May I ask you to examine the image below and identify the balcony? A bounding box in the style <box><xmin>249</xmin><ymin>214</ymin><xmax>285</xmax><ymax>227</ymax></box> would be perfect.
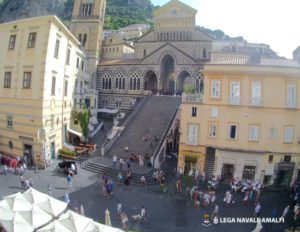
<box><xmin>182</xmin><ymin>93</ymin><xmax>202</xmax><ymax>103</ymax></box>
<box><xmin>250</xmin><ymin>97</ymin><xmax>262</xmax><ymax>106</ymax></box>
<box><xmin>229</xmin><ymin>96</ymin><xmax>241</xmax><ymax>105</ymax></box>
<box><xmin>286</xmin><ymin>100</ymin><xmax>297</xmax><ymax>108</ymax></box>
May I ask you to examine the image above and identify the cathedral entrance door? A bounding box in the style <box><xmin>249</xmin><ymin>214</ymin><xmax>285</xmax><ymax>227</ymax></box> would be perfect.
<box><xmin>144</xmin><ymin>70</ymin><xmax>158</xmax><ymax>94</ymax></box>
<box><xmin>160</xmin><ymin>54</ymin><xmax>175</xmax><ymax>95</ymax></box>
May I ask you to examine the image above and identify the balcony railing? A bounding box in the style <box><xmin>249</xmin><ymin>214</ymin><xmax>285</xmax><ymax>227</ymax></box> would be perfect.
<box><xmin>182</xmin><ymin>93</ymin><xmax>202</xmax><ymax>103</ymax></box>
<box><xmin>229</xmin><ymin>96</ymin><xmax>241</xmax><ymax>105</ymax></box>
<box><xmin>250</xmin><ymin>97</ymin><xmax>262</xmax><ymax>106</ymax></box>
<box><xmin>286</xmin><ymin>100</ymin><xmax>297</xmax><ymax>108</ymax></box>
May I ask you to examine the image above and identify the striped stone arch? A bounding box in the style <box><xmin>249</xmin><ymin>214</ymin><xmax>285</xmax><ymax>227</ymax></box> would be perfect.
<box><xmin>176</xmin><ymin>67</ymin><xmax>193</xmax><ymax>81</ymax></box>
<box><xmin>158</xmin><ymin>50</ymin><xmax>177</xmax><ymax>65</ymax></box>
<box><xmin>142</xmin><ymin>67</ymin><xmax>159</xmax><ymax>77</ymax></box>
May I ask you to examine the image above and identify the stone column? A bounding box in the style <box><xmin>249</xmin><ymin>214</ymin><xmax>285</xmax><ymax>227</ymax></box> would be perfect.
<box><xmin>157</xmin><ymin>78</ymin><xmax>161</xmax><ymax>95</ymax></box>
<box><xmin>174</xmin><ymin>79</ymin><xmax>177</xmax><ymax>96</ymax></box>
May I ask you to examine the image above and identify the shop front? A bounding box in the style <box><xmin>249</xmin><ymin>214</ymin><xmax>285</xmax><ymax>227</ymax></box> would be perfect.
<box><xmin>275</xmin><ymin>162</ymin><xmax>295</xmax><ymax>186</ymax></box>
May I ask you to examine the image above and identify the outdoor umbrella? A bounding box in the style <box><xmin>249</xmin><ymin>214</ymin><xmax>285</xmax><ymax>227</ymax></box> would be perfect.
<box><xmin>37</xmin><ymin>210</ymin><xmax>92</xmax><ymax>232</ymax></box>
<box><xmin>0</xmin><ymin>211</ymin><xmax>34</xmax><ymax>232</ymax></box>
<box><xmin>3</xmin><ymin>192</ymin><xmax>32</xmax><ymax>211</ymax></box>
<box><xmin>37</xmin><ymin>197</ymin><xmax>67</xmax><ymax>217</ymax></box>
<box><xmin>23</xmin><ymin>187</ymin><xmax>49</xmax><ymax>204</ymax></box>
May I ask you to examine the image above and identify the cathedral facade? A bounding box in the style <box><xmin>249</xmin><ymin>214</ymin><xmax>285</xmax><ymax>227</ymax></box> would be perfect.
<box><xmin>97</xmin><ymin>0</ymin><xmax>213</xmax><ymax>109</ymax></box>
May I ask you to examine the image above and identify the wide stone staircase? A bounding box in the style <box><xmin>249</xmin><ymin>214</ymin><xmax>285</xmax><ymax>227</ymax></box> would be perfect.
<box><xmin>81</xmin><ymin>96</ymin><xmax>181</xmax><ymax>185</ymax></box>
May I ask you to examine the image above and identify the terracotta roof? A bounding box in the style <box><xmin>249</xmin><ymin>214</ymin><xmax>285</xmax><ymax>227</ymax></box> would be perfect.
<box><xmin>208</xmin><ymin>54</ymin><xmax>300</xmax><ymax>68</ymax></box>
<box><xmin>99</xmin><ymin>59</ymin><xmax>141</xmax><ymax>65</ymax></box>
<box><xmin>208</xmin><ymin>55</ymin><xmax>248</xmax><ymax>65</ymax></box>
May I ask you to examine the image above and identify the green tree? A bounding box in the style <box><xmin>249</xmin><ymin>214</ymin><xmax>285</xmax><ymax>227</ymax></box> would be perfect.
<box><xmin>183</xmin><ymin>83</ymin><xmax>196</xmax><ymax>93</ymax></box>
<box><xmin>72</xmin><ymin>106</ymin><xmax>91</xmax><ymax>142</ymax></box>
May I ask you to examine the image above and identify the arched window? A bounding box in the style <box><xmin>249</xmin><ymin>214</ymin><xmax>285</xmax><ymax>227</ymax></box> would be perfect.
<box><xmin>102</xmin><ymin>78</ymin><xmax>104</xmax><ymax>89</ymax></box>
<box><xmin>133</xmin><ymin>78</ymin><xmax>137</xmax><ymax>90</ymax></box>
<box><xmin>137</xmin><ymin>78</ymin><xmax>140</xmax><ymax>90</ymax></box>
<box><xmin>104</xmin><ymin>78</ymin><xmax>107</xmax><ymax>89</ymax></box>
<box><xmin>160</xmin><ymin>32</ymin><xmax>163</xmax><ymax>41</ymax></box>
<box><xmin>119</xmin><ymin>79</ymin><xmax>122</xmax><ymax>89</ymax></box>
<box><xmin>122</xmin><ymin>79</ymin><xmax>125</xmax><ymax>90</ymax></box>
<box><xmin>203</xmin><ymin>48</ymin><xmax>207</xmax><ymax>58</ymax></box>
<box><xmin>130</xmin><ymin>78</ymin><xmax>133</xmax><ymax>90</ymax></box>
<box><xmin>78</xmin><ymin>34</ymin><xmax>82</xmax><ymax>43</ymax></box>
<box><xmin>115</xmin><ymin>78</ymin><xmax>118</xmax><ymax>89</ymax></box>
<box><xmin>82</xmin><ymin>34</ymin><xmax>87</xmax><ymax>47</ymax></box>
<box><xmin>166</xmin><ymin>32</ymin><xmax>169</xmax><ymax>40</ymax></box>
<box><xmin>143</xmin><ymin>49</ymin><xmax>146</xmax><ymax>57</ymax></box>
<box><xmin>108</xmin><ymin>78</ymin><xmax>111</xmax><ymax>89</ymax></box>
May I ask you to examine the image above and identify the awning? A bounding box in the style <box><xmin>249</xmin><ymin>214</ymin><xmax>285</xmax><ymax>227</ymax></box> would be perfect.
<box><xmin>67</xmin><ymin>128</ymin><xmax>82</xmax><ymax>137</ymax></box>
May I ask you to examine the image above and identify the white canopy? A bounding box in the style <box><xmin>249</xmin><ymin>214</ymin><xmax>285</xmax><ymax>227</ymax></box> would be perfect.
<box><xmin>0</xmin><ymin>188</ymin><xmax>123</xmax><ymax>232</ymax></box>
<box><xmin>0</xmin><ymin>188</ymin><xmax>67</xmax><ymax>232</ymax></box>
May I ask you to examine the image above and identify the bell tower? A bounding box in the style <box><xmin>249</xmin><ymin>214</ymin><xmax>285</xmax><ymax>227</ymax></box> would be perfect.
<box><xmin>69</xmin><ymin>0</ymin><xmax>106</xmax><ymax>88</ymax></box>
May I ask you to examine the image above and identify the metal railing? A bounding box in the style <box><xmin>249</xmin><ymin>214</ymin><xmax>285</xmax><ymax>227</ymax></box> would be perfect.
<box><xmin>250</xmin><ymin>97</ymin><xmax>262</xmax><ymax>106</ymax></box>
<box><xmin>229</xmin><ymin>96</ymin><xmax>241</xmax><ymax>105</ymax></box>
<box><xmin>182</xmin><ymin>93</ymin><xmax>202</xmax><ymax>103</ymax></box>
<box><xmin>152</xmin><ymin>100</ymin><xmax>181</xmax><ymax>168</ymax></box>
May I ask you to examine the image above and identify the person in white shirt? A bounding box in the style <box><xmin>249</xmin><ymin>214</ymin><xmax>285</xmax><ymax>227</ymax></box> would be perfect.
<box><xmin>254</xmin><ymin>203</ymin><xmax>261</xmax><ymax>217</ymax></box>
<box><xmin>140</xmin><ymin>205</ymin><xmax>147</xmax><ymax>222</ymax></box>
<box><xmin>117</xmin><ymin>201</ymin><xmax>122</xmax><ymax>216</ymax></box>
<box><xmin>112</xmin><ymin>155</ymin><xmax>117</xmax><ymax>167</ymax></box>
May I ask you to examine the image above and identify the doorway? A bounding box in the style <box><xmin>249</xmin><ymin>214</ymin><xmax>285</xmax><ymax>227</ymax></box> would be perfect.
<box><xmin>50</xmin><ymin>142</ymin><xmax>56</xmax><ymax>159</ymax></box>
<box><xmin>184</xmin><ymin>156</ymin><xmax>197</xmax><ymax>175</ymax></box>
<box><xmin>277</xmin><ymin>170</ymin><xmax>293</xmax><ymax>186</ymax></box>
<box><xmin>242</xmin><ymin>166</ymin><xmax>256</xmax><ymax>180</ymax></box>
<box><xmin>23</xmin><ymin>144</ymin><xmax>33</xmax><ymax>166</ymax></box>
<box><xmin>221</xmin><ymin>164</ymin><xmax>235</xmax><ymax>180</ymax></box>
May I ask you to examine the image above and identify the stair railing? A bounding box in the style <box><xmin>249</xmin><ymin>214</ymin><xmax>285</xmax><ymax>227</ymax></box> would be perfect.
<box><xmin>152</xmin><ymin>99</ymin><xmax>181</xmax><ymax>168</ymax></box>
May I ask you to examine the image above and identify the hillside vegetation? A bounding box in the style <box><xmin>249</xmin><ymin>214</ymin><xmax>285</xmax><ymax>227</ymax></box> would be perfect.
<box><xmin>0</xmin><ymin>0</ymin><xmax>237</xmax><ymax>40</ymax></box>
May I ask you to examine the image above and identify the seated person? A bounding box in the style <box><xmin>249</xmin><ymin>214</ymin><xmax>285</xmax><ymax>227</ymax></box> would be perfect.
<box><xmin>130</xmin><ymin>153</ymin><xmax>138</xmax><ymax>161</ymax></box>
<box><xmin>144</xmin><ymin>153</ymin><xmax>150</xmax><ymax>161</ymax></box>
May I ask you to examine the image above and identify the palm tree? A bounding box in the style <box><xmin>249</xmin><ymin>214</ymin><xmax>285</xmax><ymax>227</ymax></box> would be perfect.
<box><xmin>72</xmin><ymin>106</ymin><xmax>91</xmax><ymax>142</ymax></box>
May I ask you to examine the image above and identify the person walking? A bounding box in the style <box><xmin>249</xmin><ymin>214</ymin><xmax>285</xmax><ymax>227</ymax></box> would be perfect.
<box><xmin>112</xmin><ymin>155</ymin><xmax>117</xmax><ymax>167</ymax></box>
<box><xmin>281</xmin><ymin>205</ymin><xmax>290</xmax><ymax>219</ymax></box>
<box><xmin>20</xmin><ymin>176</ymin><xmax>25</xmax><ymax>189</ymax></box>
<box><xmin>254</xmin><ymin>203</ymin><xmax>261</xmax><ymax>217</ymax></box>
<box><xmin>119</xmin><ymin>158</ymin><xmax>124</xmax><ymax>170</ymax></box>
<box><xmin>67</xmin><ymin>173</ymin><xmax>72</xmax><ymax>188</ymax></box>
<box><xmin>64</xmin><ymin>192</ymin><xmax>70</xmax><ymax>205</ymax></box>
<box><xmin>211</xmin><ymin>204</ymin><xmax>219</xmax><ymax>220</ymax></box>
<box><xmin>47</xmin><ymin>184</ymin><xmax>52</xmax><ymax>196</ymax></box>
<box><xmin>141</xmin><ymin>175</ymin><xmax>147</xmax><ymax>187</ymax></box>
<box><xmin>176</xmin><ymin>179</ymin><xmax>182</xmax><ymax>193</ymax></box>
<box><xmin>117</xmin><ymin>201</ymin><xmax>122</xmax><ymax>216</ymax></box>
<box><xmin>118</xmin><ymin>172</ymin><xmax>123</xmax><ymax>184</ymax></box>
<box><xmin>120</xmin><ymin>212</ymin><xmax>129</xmax><ymax>230</ymax></box>
<box><xmin>243</xmin><ymin>191</ymin><xmax>250</xmax><ymax>206</ymax></box>
<box><xmin>140</xmin><ymin>205</ymin><xmax>147</xmax><ymax>222</ymax></box>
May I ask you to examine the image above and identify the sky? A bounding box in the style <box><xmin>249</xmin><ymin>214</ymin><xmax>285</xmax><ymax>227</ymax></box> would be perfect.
<box><xmin>151</xmin><ymin>0</ymin><xmax>300</xmax><ymax>59</ymax></box>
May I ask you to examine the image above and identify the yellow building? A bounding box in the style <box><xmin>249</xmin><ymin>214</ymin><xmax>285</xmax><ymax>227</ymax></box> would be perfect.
<box><xmin>0</xmin><ymin>15</ymin><xmax>87</xmax><ymax>167</ymax></box>
<box><xmin>101</xmin><ymin>35</ymin><xmax>134</xmax><ymax>59</ymax></box>
<box><xmin>179</xmin><ymin>52</ymin><xmax>300</xmax><ymax>186</ymax></box>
